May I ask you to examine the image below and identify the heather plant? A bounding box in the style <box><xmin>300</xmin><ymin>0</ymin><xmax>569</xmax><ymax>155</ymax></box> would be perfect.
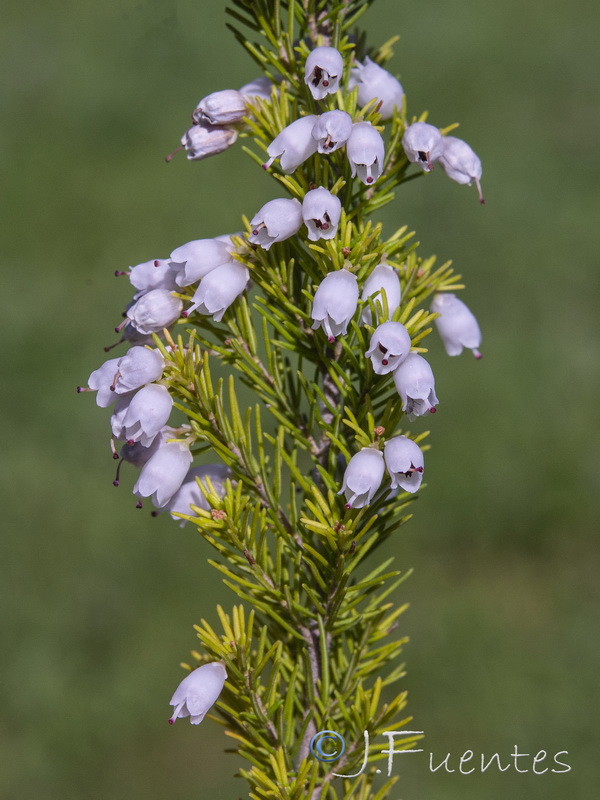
<box><xmin>79</xmin><ymin>0</ymin><xmax>485</xmax><ymax>797</ymax></box>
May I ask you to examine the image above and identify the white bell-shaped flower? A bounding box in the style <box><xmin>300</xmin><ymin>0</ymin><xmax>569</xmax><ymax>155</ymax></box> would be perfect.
<box><xmin>169</xmin><ymin>238</ymin><xmax>233</xmax><ymax>287</ymax></box>
<box><xmin>349</xmin><ymin>57</ymin><xmax>404</xmax><ymax>120</ymax></box>
<box><xmin>365</xmin><ymin>321</ymin><xmax>411</xmax><ymax>375</ymax></box>
<box><xmin>85</xmin><ymin>357</ymin><xmax>121</xmax><ymax>407</ymax></box>
<box><xmin>168</xmin><ymin>662</ymin><xmax>227</xmax><ymax>725</ymax></box>
<box><xmin>439</xmin><ymin>135</ymin><xmax>484</xmax><ymax>203</ymax></box>
<box><xmin>239</xmin><ymin>76</ymin><xmax>273</xmax><ymax>100</ymax></box>
<box><xmin>384</xmin><ymin>436</ymin><xmax>424</xmax><ymax>493</ymax></box>
<box><xmin>192</xmin><ymin>89</ymin><xmax>247</xmax><ymax>126</ymax></box>
<box><xmin>178</xmin><ymin>124</ymin><xmax>238</xmax><ymax>161</ymax></box>
<box><xmin>166</xmin><ymin>464</ymin><xmax>231</xmax><ymax>525</ymax></box>
<box><xmin>263</xmin><ymin>115</ymin><xmax>319</xmax><ymax>173</ymax></box>
<box><xmin>133</xmin><ymin>440</ymin><xmax>193</xmax><ymax>508</ymax></box>
<box><xmin>304</xmin><ymin>46</ymin><xmax>344</xmax><ymax>100</ymax></box>
<box><xmin>113</xmin><ymin>346</ymin><xmax>165</xmax><ymax>394</ymax></box>
<box><xmin>393</xmin><ymin>353</ymin><xmax>439</xmax><ymax>420</ymax></box>
<box><xmin>311</xmin><ymin>269</ymin><xmax>359</xmax><ymax>341</ymax></box>
<box><xmin>346</xmin><ymin>122</ymin><xmax>385</xmax><ymax>185</ymax></box>
<box><xmin>431</xmin><ymin>293</ymin><xmax>482</xmax><ymax>358</ymax></box>
<box><xmin>120</xmin><ymin>427</ymin><xmax>174</xmax><ymax>467</ymax></box>
<box><xmin>311</xmin><ymin>110</ymin><xmax>353</xmax><ymax>154</ymax></box>
<box><xmin>338</xmin><ymin>448</ymin><xmax>385</xmax><ymax>509</ymax></box>
<box><xmin>248</xmin><ymin>198</ymin><xmax>303</xmax><ymax>250</ymax></box>
<box><xmin>302</xmin><ymin>187</ymin><xmax>342</xmax><ymax>242</ymax></box>
<box><xmin>402</xmin><ymin>122</ymin><xmax>444</xmax><ymax>172</ymax></box>
<box><xmin>361</xmin><ymin>263</ymin><xmax>402</xmax><ymax>326</ymax></box>
<box><xmin>127</xmin><ymin>289</ymin><xmax>183</xmax><ymax>335</ymax></box>
<box><xmin>188</xmin><ymin>261</ymin><xmax>249</xmax><ymax>322</ymax></box>
<box><xmin>111</xmin><ymin>384</ymin><xmax>173</xmax><ymax>447</ymax></box>
<box><xmin>128</xmin><ymin>259</ymin><xmax>178</xmax><ymax>299</ymax></box>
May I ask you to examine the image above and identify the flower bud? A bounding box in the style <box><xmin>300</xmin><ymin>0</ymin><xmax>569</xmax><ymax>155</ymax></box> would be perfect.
<box><xmin>338</xmin><ymin>448</ymin><xmax>385</xmax><ymax>509</ymax></box>
<box><xmin>126</xmin><ymin>289</ymin><xmax>183</xmax><ymax>335</ymax></box>
<box><xmin>365</xmin><ymin>321</ymin><xmax>411</xmax><ymax>375</ymax></box>
<box><xmin>302</xmin><ymin>187</ymin><xmax>342</xmax><ymax>242</ymax></box>
<box><xmin>111</xmin><ymin>384</ymin><xmax>173</xmax><ymax>447</ymax></box>
<box><xmin>430</xmin><ymin>293</ymin><xmax>482</xmax><ymax>358</ymax></box>
<box><xmin>187</xmin><ymin>261</ymin><xmax>249</xmax><ymax>322</ymax></box>
<box><xmin>311</xmin><ymin>110</ymin><xmax>353</xmax><ymax>154</ymax></box>
<box><xmin>361</xmin><ymin>263</ymin><xmax>401</xmax><ymax>326</ymax></box>
<box><xmin>179</xmin><ymin>124</ymin><xmax>238</xmax><ymax>161</ymax></box>
<box><xmin>402</xmin><ymin>122</ymin><xmax>444</xmax><ymax>172</ymax></box>
<box><xmin>168</xmin><ymin>662</ymin><xmax>227</xmax><ymax>725</ymax></box>
<box><xmin>384</xmin><ymin>436</ymin><xmax>424</xmax><ymax>493</ymax></box>
<box><xmin>192</xmin><ymin>89</ymin><xmax>246</xmax><ymax>126</ymax></box>
<box><xmin>113</xmin><ymin>346</ymin><xmax>165</xmax><ymax>394</ymax></box>
<box><xmin>304</xmin><ymin>46</ymin><xmax>344</xmax><ymax>100</ymax></box>
<box><xmin>248</xmin><ymin>198</ymin><xmax>303</xmax><ymax>250</ymax></box>
<box><xmin>167</xmin><ymin>464</ymin><xmax>231</xmax><ymax>526</ymax></box>
<box><xmin>346</xmin><ymin>122</ymin><xmax>385</xmax><ymax>185</ymax></box>
<box><xmin>129</xmin><ymin>259</ymin><xmax>178</xmax><ymax>299</ymax></box>
<box><xmin>393</xmin><ymin>353</ymin><xmax>439</xmax><ymax>420</ymax></box>
<box><xmin>263</xmin><ymin>115</ymin><xmax>319</xmax><ymax>173</ymax></box>
<box><xmin>239</xmin><ymin>76</ymin><xmax>273</xmax><ymax>101</ymax></box>
<box><xmin>133</xmin><ymin>440</ymin><xmax>193</xmax><ymax>508</ymax></box>
<box><xmin>349</xmin><ymin>57</ymin><xmax>404</xmax><ymax>120</ymax></box>
<box><xmin>87</xmin><ymin>357</ymin><xmax>122</xmax><ymax>407</ymax></box>
<box><xmin>169</xmin><ymin>238</ymin><xmax>233</xmax><ymax>287</ymax></box>
<box><xmin>311</xmin><ymin>269</ymin><xmax>359</xmax><ymax>341</ymax></box>
<box><xmin>439</xmin><ymin>136</ymin><xmax>484</xmax><ymax>203</ymax></box>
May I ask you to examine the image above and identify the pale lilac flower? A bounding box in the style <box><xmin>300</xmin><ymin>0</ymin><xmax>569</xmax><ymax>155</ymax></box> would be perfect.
<box><xmin>168</xmin><ymin>662</ymin><xmax>227</xmax><ymax>725</ymax></box>
<box><xmin>239</xmin><ymin>76</ymin><xmax>273</xmax><ymax>101</ymax></box>
<box><xmin>338</xmin><ymin>448</ymin><xmax>385</xmax><ymax>509</ymax></box>
<box><xmin>166</xmin><ymin>464</ymin><xmax>231</xmax><ymax>525</ymax></box>
<box><xmin>129</xmin><ymin>259</ymin><xmax>178</xmax><ymax>299</ymax></box>
<box><xmin>304</xmin><ymin>46</ymin><xmax>344</xmax><ymax>100</ymax></box>
<box><xmin>361</xmin><ymin>263</ymin><xmax>401</xmax><ymax>326</ymax></box>
<box><xmin>262</xmin><ymin>115</ymin><xmax>319</xmax><ymax>173</ymax></box>
<box><xmin>112</xmin><ymin>346</ymin><xmax>165</xmax><ymax>394</ymax></box>
<box><xmin>402</xmin><ymin>122</ymin><xmax>444</xmax><ymax>172</ymax></box>
<box><xmin>346</xmin><ymin>122</ymin><xmax>385</xmax><ymax>185</ymax></box>
<box><xmin>192</xmin><ymin>90</ymin><xmax>246</xmax><ymax>126</ymax></box>
<box><xmin>84</xmin><ymin>357</ymin><xmax>121</xmax><ymax>407</ymax></box>
<box><xmin>120</xmin><ymin>427</ymin><xmax>174</xmax><ymax>468</ymax></box>
<box><xmin>248</xmin><ymin>198</ymin><xmax>303</xmax><ymax>250</ymax></box>
<box><xmin>439</xmin><ymin>136</ymin><xmax>484</xmax><ymax>203</ymax></box>
<box><xmin>169</xmin><ymin>238</ymin><xmax>233</xmax><ymax>287</ymax></box>
<box><xmin>311</xmin><ymin>269</ymin><xmax>359</xmax><ymax>341</ymax></box>
<box><xmin>111</xmin><ymin>384</ymin><xmax>173</xmax><ymax>447</ymax></box>
<box><xmin>431</xmin><ymin>293</ymin><xmax>482</xmax><ymax>358</ymax></box>
<box><xmin>349</xmin><ymin>57</ymin><xmax>404</xmax><ymax>120</ymax></box>
<box><xmin>173</xmin><ymin>124</ymin><xmax>238</xmax><ymax>162</ymax></box>
<box><xmin>384</xmin><ymin>436</ymin><xmax>424</xmax><ymax>493</ymax></box>
<box><xmin>393</xmin><ymin>353</ymin><xmax>439</xmax><ymax>420</ymax></box>
<box><xmin>187</xmin><ymin>261</ymin><xmax>249</xmax><ymax>322</ymax></box>
<box><xmin>302</xmin><ymin>187</ymin><xmax>342</xmax><ymax>242</ymax></box>
<box><xmin>311</xmin><ymin>110</ymin><xmax>353</xmax><ymax>154</ymax></box>
<box><xmin>133</xmin><ymin>440</ymin><xmax>193</xmax><ymax>508</ymax></box>
<box><xmin>126</xmin><ymin>289</ymin><xmax>183</xmax><ymax>335</ymax></box>
<box><xmin>365</xmin><ymin>321</ymin><xmax>411</xmax><ymax>375</ymax></box>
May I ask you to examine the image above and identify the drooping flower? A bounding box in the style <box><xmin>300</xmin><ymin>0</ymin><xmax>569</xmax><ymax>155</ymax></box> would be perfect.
<box><xmin>401</xmin><ymin>122</ymin><xmax>444</xmax><ymax>172</ymax></box>
<box><xmin>128</xmin><ymin>259</ymin><xmax>178</xmax><ymax>299</ymax></box>
<box><xmin>111</xmin><ymin>384</ymin><xmax>173</xmax><ymax>447</ymax></box>
<box><xmin>169</xmin><ymin>238</ymin><xmax>233</xmax><ymax>287</ymax></box>
<box><xmin>304</xmin><ymin>46</ymin><xmax>344</xmax><ymax>100</ymax></box>
<box><xmin>120</xmin><ymin>427</ymin><xmax>174</xmax><ymax>468</ymax></box>
<box><xmin>439</xmin><ymin>135</ymin><xmax>484</xmax><ymax>203</ymax></box>
<box><xmin>187</xmin><ymin>261</ymin><xmax>249</xmax><ymax>322</ymax></box>
<box><xmin>393</xmin><ymin>353</ymin><xmax>439</xmax><ymax>420</ymax></box>
<box><xmin>166</xmin><ymin>464</ymin><xmax>231</xmax><ymax>525</ymax></box>
<box><xmin>126</xmin><ymin>289</ymin><xmax>183</xmax><ymax>335</ymax></box>
<box><xmin>173</xmin><ymin>124</ymin><xmax>238</xmax><ymax>162</ymax></box>
<box><xmin>349</xmin><ymin>57</ymin><xmax>404</xmax><ymax>120</ymax></box>
<box><xmin>338</xmin><ymin>448</ymin><xmax>385</xmax><ymax>509</ymax></box>
<box><xmin>112</xmin><ymin>346</ymin><xmax>165</xmax><ymax>394</ymax></box>
<box><xmin>133</xmin><ymin>440</ymin><xmax>193</xmax><ymax>508</ymax></box>
<box><xmin>168</xmin><ymin>662</ymin><xmax>227</xmax><ymax>725</ymax></box>
<box><xmin>192</xmin><ymin>89</ymin><xmax>247</xmax><ymax>126</ymax></box>
<box><xmin>248</xmin><ymin>198</ymin><xmax>303</xmax><ymax>250</ymax></box>
<box><xmin>239</xmin><ymin>76</ymin><xmax>273</xmax><ymax>100</ymax></box>
<box><xmin>361</xmin><ymin>263</ymin><xmax>402</xmax><ymax>326</ymax></box>
<box><xmin>365</xmin><ymin>321</ymin><xmax>411</xmax><ymax>375</ymax></box>
<box><xmin>346</xmin><ymin>122</ymin><xmax>385</xmax><ymax>185</ymax></box>
<box><xmin>262</xmin><ymin>115</ymin><xmax>319</xmax><ymax>173</ymax></box>
<box><xmin>302</xmin><ymin>187</ymin><xmax>342</xmax><ymax>242</ymax></box>
<box><xmin>311</xmin><ymin>110</ymin><xmax>353</xmax><ymax>154</ymax></box>
<box><xmin>430</xmin><ymin>293</ymin><xmax>482</xmax><ymax>358</ymax></box>
<box><xmin>84</xmin><ymin>357</ymin><xmax>122</xmax><ymax>407</ymax></box>
<box><xmin>384</xmin><ymin>436</ymin><xmax>424</xmax><ymax>493</ymax></box>
<box><xmin>311</xmin><ymin>269</ymin><xmax>359</xmax><ymax>341</ymax></box>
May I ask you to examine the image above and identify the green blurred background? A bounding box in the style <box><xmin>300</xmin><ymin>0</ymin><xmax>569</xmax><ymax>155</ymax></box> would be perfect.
<box><xmin>2</xmin><ymin>0</ymin><xmax>599</xmax><ymax>797</ymax></box>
